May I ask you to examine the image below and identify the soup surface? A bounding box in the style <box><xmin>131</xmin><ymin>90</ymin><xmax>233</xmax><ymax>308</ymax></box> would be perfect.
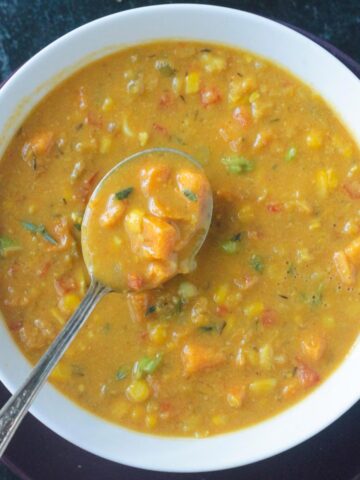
<box><xmin>0</xmin><ymin>41</ymin><xmax>360</xmax><ymax>437</ymax></box>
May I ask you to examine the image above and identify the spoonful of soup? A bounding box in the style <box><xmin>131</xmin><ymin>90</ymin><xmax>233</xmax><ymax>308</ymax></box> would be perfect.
<box><xmin>0</xmin><ymin>147</ymin><xmax>212</xmax><ymax>456</ymax></box>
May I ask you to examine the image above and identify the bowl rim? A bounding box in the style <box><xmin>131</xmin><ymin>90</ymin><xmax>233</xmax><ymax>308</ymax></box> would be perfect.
<box><xmin>0</xmin><ymin>3</ymin><xmax>359</xmax><ymax>473</ymax></box>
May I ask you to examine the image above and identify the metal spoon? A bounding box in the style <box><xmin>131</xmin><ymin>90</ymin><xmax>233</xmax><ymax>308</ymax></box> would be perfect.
<box><xmin>0</xmin><ymin>147</ymin><xmax>213</xmax><ymax>456</ymax></box>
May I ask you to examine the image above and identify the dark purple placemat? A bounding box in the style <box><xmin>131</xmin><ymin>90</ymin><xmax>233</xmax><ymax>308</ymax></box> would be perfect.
<box><xmin>0</xmin><ymin>22</ymin><xmax>359</xmax><ymax>480</ymax></box>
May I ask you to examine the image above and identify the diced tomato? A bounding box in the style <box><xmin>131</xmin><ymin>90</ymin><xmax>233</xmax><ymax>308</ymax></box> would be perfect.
<box><xmin>296</xmin><ymin>361</ymin><xmax>320</xmax><ymax>387</ymax></box>
<box><xmin>37</xmin><ymin>261</ymin><xmax>52</xmax><ymax>278</ymax></box>
<box><xmin>127</xmin><ymin>291</ymin><xmax>153</xmax><ymax>323</ymax></box>
<box><xmin>261</xmin><ymin>309</ymin><xmax>277</xmax><ymax>326</ymax></box>
<box><xmin>47</xmin><ymin>217</ymin><xmax>73</xmax><ymax>252</ymax></box>
<box><xmin>153</xmin><ymin>123</ymin><xmax>169</xmax><ymax>135</ymax></box>
<box><xmin>182</xmin><ymin>343</ymin><xmax>226</xmax><ymax>376</ymax></box>
<box><xmin>344</xmin><ymin>181</ymin><xmax>360</xmax><ymax>199</ymax></box>
<box><xmin>128</xmin><ymin>273</ymin><xmax>144</xmax><ymax>291</ymax></box>
<box><xmin>200</xmin><ymin>87</ymin><xmax>221</xmax><ymax>106</ymax></box>
<box><xmin>232</xmin><ymin>105</ymin><xmax>251</xmax><ymax>128</ymax></box>
<box><xmin>216</xmin><ymin>304</ymin><xmax>229</xmax><ymax>316</ymax></box>
<box><xmin>76</xmin><ymin>171</ymin><xmax>99</xmax><ymax>204</ymax></box>
<box><xmin>267</xmin><ymin>202</ymin><xmax>283</xmax><ymax>213</ymax></box>
<box><xmin>54</xmin><ymin>275</ymin><xmax>77</xmax><ymax>296</ymax></box>
<box><xmin>9</xmin><ymin>321</ymin><xmax>23</xmax><ymax>331</ymax></box>
<box><xmin>86</xmin><ymin>111</ymin><xmax>103</xmax><ymax>128</ymax></box>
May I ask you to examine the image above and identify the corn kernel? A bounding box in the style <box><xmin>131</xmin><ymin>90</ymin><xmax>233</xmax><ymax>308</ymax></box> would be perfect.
<box><xmin>306</xmin><ymin>130</ymin><xmax>323</xmax><ymax>148</ymax></box>
<box><xmin>316</xmin><ymin>168</ymin><xmax>338</xmax><ymax>197</ymax></box>
<box><xmin>249</xmin><ymin>378</ymin><xmax>277</xmax><ymax>394</ymax></box>
<box><xmin>51</xmin><ymin>363</ymin><xmax>69</xmax><ymax>382</ymax></box>
<box><xmin>259</xmin><ymin>344</ymin><xmax>273</xmax><ymax>370</ymax></box>
<box><xmin>58</xmin><ymin>293</ymin><xmax>81</xmax><ymax>315</ymax></box>
<box><xmin>296</xmin><ymin>248</ymin><xmax>313</xmax><ymax>264</ymax></box>
<box><xmin>101</xmin><ymin>96</ymin><xmax>114</xmax><ymax>112</ymax></box>
<box><xmin>309</xmin><ymin>220</ymin><xmax>321</xmax><ymax>231</ymax></box>
<box><xmin>243</xmin><ymin>301</ymin><xmax>264</xmax><ymax>318</ymax></box>
<box><xmin>172</xmin><ymin>76</ymin><xmax>184</xmax><ymax>95</ymax></box>
<box><xmin>124</xmin><ymin>209</ymin><xmax>144</xmax><ymax>234</ymax></box>
<box><xmin>213</xmin><ymin>284</ymin><xmax>229</xmax><ymax>304</ymax></box>
<box><xmin>178</xmin><ymin>281</ymin><xmax>198</xmax><ymax>299</ymax></box>
<box><xmin>145</xmin><ymin>413</ymin><xmax>158</xmax><ymax>428</ymax></box>
<box><xmin>200</xmin><ymin>53</ymin><xmax>226</xmax><ymax>73</ymax></box>
<box><xmin>126</xmin><ymin>380</ymin><xmax>151</xmax><ymax>403</ymax></box>
<box><xmin>226</xmin><ymin>388</ymin><xmax>245</xmax><ymax>408</ymax></box>
<box><xmin>212</xmin><ymin>414</ymin><xmax>228</xmax><ymax>426</ymax></box>
<box><xmin>122</xmin><ymin>116</ymin><xmax>135</xmax><ymax>137</ymax></box>
<box><xmin>28</xmin><ymin>204</ymin><xmax>36</xmax><ymax>214</ymax></box>
<box><xmin>138</xmin><ymin>131</ymin><xmax>149</xmax><ymax>147</ymax></box>
<box><xmin>185</xmin><ymin>72</ymin><xmax>200</xmax><ymax>94</ymax></box>
<box><xmin>249</xmin><ymin>91</ymin><xmax>260</xmax><ymax>103</ymax></box>
<box><xmin>246</xmin><ymin>348</ymin><xmax>258</xmax><ymax>366</ymax></box>
<box><xmin>99</xmin><ymin>135</ymin><xmax>112</xmax><ymax>154</ymax></box>
<box><xmin>113</xmin><ymin>236</ymin><xmax>122</xmax><ymax>246</ymax></box>
<box><xmin>322</xmin><ymin>316</ymin><xmax>335</xmax><ymax>328</ymax></box>
<box><xmin>149</xmin><ymin>323</ymin><xmax>168</xmax><ymax>345</ymax></box>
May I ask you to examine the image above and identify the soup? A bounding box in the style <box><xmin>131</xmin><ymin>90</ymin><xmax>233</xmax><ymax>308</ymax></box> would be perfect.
<box><xmin>0</xmin><ymin>41</ymin><xmax>359</xmax><ymax>437</ymax></box>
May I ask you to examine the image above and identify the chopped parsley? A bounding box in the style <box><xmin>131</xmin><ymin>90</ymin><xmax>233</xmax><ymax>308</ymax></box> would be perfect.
<box><xmin>115</xmin><ymin>187</ymin><xmax>133</xmax><ymax>200</ymax></box>
<box><xmin>221</xmin><ymin>155</ymin><xmax>254</xmax><ymax>174</ymax></box>
<box><xmin>183</xmin><ymin>189</ymin><xmax>198</xmax><ymax>202</ymax></box>
<box><xmin>250</xmin><ymin>254</ymin><xmax>265</xmax><ymax>273</ymax></box>
<box><xmin>21</xmin><ymin>221</ymin><xmax>57</xmax><ymax>245</ymax></box>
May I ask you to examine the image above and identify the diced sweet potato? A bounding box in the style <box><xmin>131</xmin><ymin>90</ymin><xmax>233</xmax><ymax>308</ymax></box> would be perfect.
<box><xmin>146</xmin><ymin>260</ymin><xmax>177</xmax><ymax>286</ymax></box>
<box><xmin>142</xmin><ymin>216</ymin><xmax>179</xmax><ymax>260</ymax></box>
<box><xmin>54</xmin><ymin>275</ymin><xmax>77</xmax><ymax>296</ymax></box>
<box><xmin>182</xmin><ymin>343</ymin><xmax>226</xmax><ymax>375</ymax></box>
<box><xmin>141</xmin><ymin>165</ymin><xmax>171</xmax><ymax>197</ymax></box>
<box><xmin>100</xmin><ymin>195</ymin><xmax>127</xmax><ymax>227</ymax></box>
<box><xmin>47</xmin><ymin>217</ymin><xmax>73</xmax><ymax>252</ymax></box>
<box><xmin>22</xmin><ymin>132</ymin><xmax>55</xmax><ymax>169</ymax></box>
<box><xmin>127</xmin><ymin>291</ymin><xmax>154</xmax><ymax>323</ymax></box>
<box><xmin>333</xmin><ymin>251</ymin><xmax>355</xmax><ymax>285</ymax></box>
<box><xmin>296</xmin><ymin>361</ymin><xmax>320</xmax><ymax>387</ymax></box>
<box><xmin>300</xmin><ymin>334</ymin><xmax>326</xmax><ymax>362</ymax></box>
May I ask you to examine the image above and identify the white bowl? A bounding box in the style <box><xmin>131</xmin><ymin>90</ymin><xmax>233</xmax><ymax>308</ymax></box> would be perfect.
<box><xmin>0</xmin><ymin>4</ymin><xmax>359</xmax><ymax>473</ymax></box>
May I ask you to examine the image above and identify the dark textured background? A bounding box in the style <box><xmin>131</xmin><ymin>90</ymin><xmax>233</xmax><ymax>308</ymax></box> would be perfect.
<box><xmin>0</xmin><ymin>1</ymin><xmax>359</xmax><ymax>479</ymax></box>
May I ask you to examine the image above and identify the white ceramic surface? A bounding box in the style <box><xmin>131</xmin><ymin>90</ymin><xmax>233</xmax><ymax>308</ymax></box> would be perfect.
<box><xmin>0</xmin><ymin>4</ymin><xmax>359</xmax><ymax>473</ymax></box>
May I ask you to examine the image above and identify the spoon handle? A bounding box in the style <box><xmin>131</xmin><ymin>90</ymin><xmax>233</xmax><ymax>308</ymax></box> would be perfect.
<box><xmin>0</xmin><ymin>280</ymin><xmax>108</xmax><ymax>457</ymax></box>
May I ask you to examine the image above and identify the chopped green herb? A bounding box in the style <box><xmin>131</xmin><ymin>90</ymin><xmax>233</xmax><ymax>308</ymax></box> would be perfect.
<box><xmin>221</xmin><ymin>233</ymin><xmax>242</xmax><ymax>254</ymax></box>
<box><xmin>285</xmin><ymin>146</ymin><xmax>297</xmax><ymax>161</ymax></box>
<box><xmin>155</xmin><ymin>62</ymin><xmax>176</xmax><ymax>77</ymax></box>
<box><xmin>115</xmin><ymin>187</ymin><xmax>133</xmax><ymax>200</ymax></box>
<box><xmin>74</xmin><ymin>223</ymin><xmax>82</xmax><ymax>232</ymax></box>
<box><xmin>116</xmin><ymin>367</ymin><xmax>129</xmax><ymax>380</ymax></box>
<box><xmin>301</xmin><ymin>285</ymin><xmax>324</xmax><ymax>306</ymax></box>
<box><xmin>183</xmin><ymin>189</ymin><xmax>198</xmax><ymax>202</ymax></box>
<box><xmin>145</xmin><ymin>305</ymin><xmax>157</xmax><ymax>316</ymax></box>
<box><xmin>221</xmin><ymin>155</ymin><xmax>254</xmax><ymax>174</ymax></box>
<box><xmin>199</xmin><ymin>321</ymin><xmax>226</xmax><ymax>334</ymax></box>
<box><xmin>133</xmin><ymin>353</ymin><xmax>163</xmax><ymax>379</ymax></box>
<box><xmin>250</xmin><ymin>254</ymin><xmax>265</xmax><ymax>273</ymax></box>
<box><xmin>174</xmin><ymin>297</ymin><xmax>185</xmax><ymax>314</ymax></box>
<box><xmin>287</xmin><ymin>263</ymin><xmax>296</xmax><ymax>276</ymax></box>
<box><xmin>0</xmin><ymin>237</ymin><xmax>21</xmax><ymax>257</ymax></box>
<box><xmin>21</xmin><ymin>221</ymin><xmax>57</xmax><ymax>245</ymax></box>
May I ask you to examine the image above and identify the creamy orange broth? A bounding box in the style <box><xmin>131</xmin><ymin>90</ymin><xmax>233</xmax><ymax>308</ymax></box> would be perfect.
<box><xmin>0</xmin><ymin>41</ymin><xmax>359</xmax><ymax>437</ymax></box>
